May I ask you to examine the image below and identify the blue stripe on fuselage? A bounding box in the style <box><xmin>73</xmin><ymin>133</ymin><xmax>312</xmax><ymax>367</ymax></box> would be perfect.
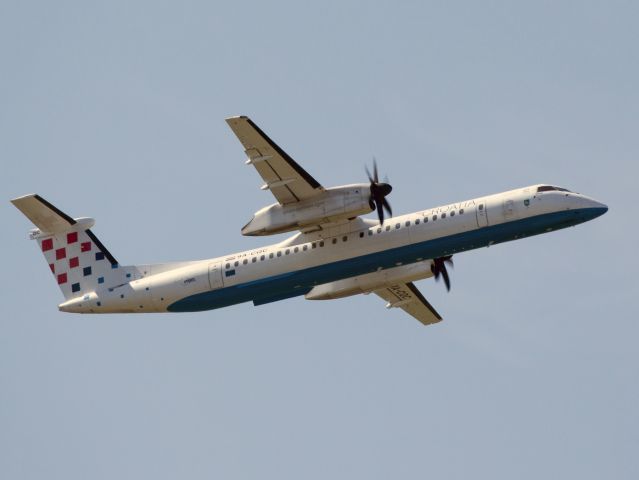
<box><xmin>168</xmin><ymin>207</ymin><xmax>605</xmax><ymax>312</ymax></box>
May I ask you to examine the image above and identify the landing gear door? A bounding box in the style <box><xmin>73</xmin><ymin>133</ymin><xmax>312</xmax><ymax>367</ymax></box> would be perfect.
<box><xmin>208</xmin><ymin>262</ymin><xmax>224</xmax><ymax>290</ymax></box>
<box><xmin>475</xmin><ymin>200</ymin><xmax>489</xmax><ymax>227</ymax></box>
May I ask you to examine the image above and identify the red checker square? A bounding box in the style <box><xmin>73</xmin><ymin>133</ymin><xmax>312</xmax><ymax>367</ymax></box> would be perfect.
<box><xmin>49</xmin><ymin>263</ymin><xmax>55</xmax><ymax>274</ymax></box>
<box><xmin>57</xmin><ymin>273</ymin><xmax>67</xmax><ymax>285</ymax></box>
<box><xmin>42</xmin><ymin>238</ymin><xmax>53</xmax><ymax>252</ymax></box>
<box><xmin>81</xmin><ymin>242</ymin><xmax>92</xmax><ymax>252</ymax></box>
<box><xmin>69</xmin><ymin>257</ymin><xmax>79</xmax><ymax>268</ymax></box>
<box><xmin>67</xmin><ymin>232</ymin><xmax>78</xmax><ymax>244</ymax></box>
<box><xmin>55</xmin><ymin>248</ymin><xmax>66</xmax><ymax>260</ymax></box>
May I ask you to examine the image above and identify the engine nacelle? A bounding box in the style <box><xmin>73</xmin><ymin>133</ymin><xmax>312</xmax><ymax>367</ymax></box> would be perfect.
<box><xmin>242</xmin><ymin>184</ymin><xmax>372</xmax><ymax>236</ymax></box>
<box><xmin>305</xmin><ymin>261</ymin><xmax>435</xmax><ymax>300</ymax></box>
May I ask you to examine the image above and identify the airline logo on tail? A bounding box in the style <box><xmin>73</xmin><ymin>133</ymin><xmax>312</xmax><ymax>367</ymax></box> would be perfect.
<box><xmin>11</xmin><ymin>194</ymin><xmax>119</xmax><ymax>300</ymax></box>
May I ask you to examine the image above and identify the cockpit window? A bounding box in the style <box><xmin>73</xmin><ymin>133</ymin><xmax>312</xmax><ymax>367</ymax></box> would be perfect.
<box><xmin>537</xmin><ymin>185</ymin><xmax>571</xmax><ymax>193</ymax></box>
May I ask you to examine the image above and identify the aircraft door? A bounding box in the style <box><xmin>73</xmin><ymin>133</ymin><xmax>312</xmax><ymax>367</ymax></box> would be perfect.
<box><xmin>208</xmin><ymin>261</ymin><xmax>224</xmax><ymax>290</ymax></box>
<box><xmin>475</xmin><ymin>200</ymin><xmax>489</xmax><ymax>227</ymax></box>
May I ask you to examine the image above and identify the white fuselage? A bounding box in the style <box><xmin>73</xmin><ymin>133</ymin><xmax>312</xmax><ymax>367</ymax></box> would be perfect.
<box><xmin>59</xmin><ymin>185</ymin><xmax>607</xmax><ymax>314</ymax></box>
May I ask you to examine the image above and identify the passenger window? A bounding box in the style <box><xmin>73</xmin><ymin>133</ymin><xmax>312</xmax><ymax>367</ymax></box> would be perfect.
<box><xmin>319</xmin><ymin>241</ymin><xmax>325</xmax><ymax>247</ymax></box>
<box><xmin>395</xmin><ymin>223</ymin><xmax>400</xmax><ymax>229</ymax></box>
<box><xmin>415</xmin><ymin>218</ymin><xmax>420</xmax><ymax>225</ymax></box>
<box><xmin>294</xmin><ymin>247</ymin><xmax>299</xmax><ymax>253</ymax></box>
<box><xmin>385</xmin><ymin>225</ymin><xmax>391</xmax><ymax>231</ymax></box>
<box><xmin>441</xmin><ymin>213</ymin><xmax>446</xmax><ymax>219</ymax></box>
<box><xmin>243</xmin><ymin>259</ymin><xmax>248</xmax><ymax>265</ymax></box>
<box><xmin>252</xmin><ymin>257</ymin><xmax>256</xmax><ymax>263</ymax></box>
<box><xmin>269</xmin><ymin>253</ymin><xmax>274</xmax><ymax>259</ymax></box>
<box><xmin>450</xmin><ymin>211</ymin><xmax>455</xmax><ymax>217</ymax></box>
<box><xmin>405</xmin><ymin>221</ymin><xmax>410</xmax><ymax>227</ymax></box>
<box><xmin>342</xmin><ymin>236</ymin><xmax>347</xmax><ymax>242</ymax></box>
<box><xmin>303</xmin><ymin>245</ymin><xmax>308</xmax><ymax>251</ymax></box>
<box><xmin>433</xmin><ymin>215</ymin><xmax>437</xmax><ymax>221</ymax></box>
<box><xmin>234</xmin><ymin>261</ymin><xmax>239</xmax><ymax>267</ymax></box>
<box><xmin>285</xmin><ymin>249</ymin><xmax>290</xmax><ymax>255</ymax></box>
<box><xmin>359</xmin><ymin>232</ymin><xmax>364</xmax><ymax>238</ymax></box>
<box><xmin>377</xmin><ymin>228</ymin><xmax>382</xmax><ymax>234</ymax></box>
<box><xmin>225</xmin><ymin>263</ymin><xmax>230</xmax><ymax>269</ymax></box>
<box><xmin>368</xmin><ymin>230</ymin><xmax>373</xmax><ymax>236</ymax></box>
<box><xmin>332</xmin><ymin>238</ymin><xmax>337</xmax><ymax>244</ymax></box>
<box><xmin>277</xmin><ymin>251</ymin><xmax>282</xmax><ymax>257</ymax></box>
<box><xmin>479</xmin><ymin>204</ymin><xmax>484</xmax><ymax>211</ymax></box>
<box><xmin>260</xmin><ymin>255</ymin><xmax>265</xmax><ymax>261</ymax></box>
<box><xmin>459</xmin><ymin>208</ymin><xmax>464</xmax><ymax>214</ymax></box>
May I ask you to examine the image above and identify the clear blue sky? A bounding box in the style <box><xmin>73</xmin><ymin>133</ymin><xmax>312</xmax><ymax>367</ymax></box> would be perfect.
<box><xmin>1</xmin><ymin>1</ymin><xmax>637</xmax><ymax>479</ymax></box>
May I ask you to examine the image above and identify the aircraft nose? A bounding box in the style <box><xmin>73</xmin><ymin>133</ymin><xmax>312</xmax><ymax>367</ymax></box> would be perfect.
<box><xmin>594</xmin><ymin>202</ymin><xmax>608</xmax><ymax>217</ymax></box>
<box><xmin>582</xmin><ymin>198</ymin><xmax>608</xmax><ymax>219</ymax></box>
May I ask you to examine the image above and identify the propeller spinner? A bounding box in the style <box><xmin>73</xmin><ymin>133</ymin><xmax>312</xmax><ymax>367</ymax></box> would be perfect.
<box><xmin>366</xmin><ymin>158</ymin><xmax>393</xmax><ymax>225</ymax></box>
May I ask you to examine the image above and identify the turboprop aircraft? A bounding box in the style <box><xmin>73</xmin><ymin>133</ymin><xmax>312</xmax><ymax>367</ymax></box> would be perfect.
<box><xmin>11</xmin><ymin>116</ymin><xmax>608</xmax><ymax>325</ymax></box>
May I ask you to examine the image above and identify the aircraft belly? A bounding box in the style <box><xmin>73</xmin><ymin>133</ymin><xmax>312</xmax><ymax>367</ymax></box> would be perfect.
<box><xmin>167</xmin><ymin>208</ymin><xmax>600</xmax><ymax>313</ymax></box>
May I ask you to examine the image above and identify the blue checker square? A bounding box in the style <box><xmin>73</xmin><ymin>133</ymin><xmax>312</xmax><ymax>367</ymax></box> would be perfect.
<box><xmin>98</xmin><ymin>277</ymin><xmax>104</xmax><ymax>284</ymax></box>
<box><xmin>71</xmin><ymin>283</ymin><xmax>81</xmax><ymax>293</ymax></box>
<box><xmin>83</xmin><ymin>266</ymin><xmax>92</xmax><ymax>276</ymax></box>
<box><xmin>111</xmin><ymin>263</ymin><xmax>118</xmax><ymax>269</ymax></box>
<box><xmin>95</xmin><ymin>252</ymin><xmax>105</xmax><ymax>261</ymax></box>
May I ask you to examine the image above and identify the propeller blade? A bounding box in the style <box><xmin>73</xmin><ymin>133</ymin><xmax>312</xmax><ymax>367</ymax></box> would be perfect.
<box><xmin>365</xmin><ymin>164</ymin><xmax>373</xmax><ymax>183</ymax></box>
<box><xmin>376</xmin><ymin>201</ymin><xmax>384</xmax><ymax>224</ymax></box>
<box><xmin>373</xmin><ymin>157</ymin><xmax>379</xmax><ymax>183</ymax></box>
<box><xmin>365</xmin><ymin>158</ymin><xmax>392</xmax><ymax>225</ymax></box>
<box><xmin>441</xmin><ymin>265</ymin><xmax>451</xmax><ymax>291</ymax></box>
<box><xmin>382</xmin><ymin>197</ymin><xmax>392</xmax><ymax>217</ymax></box>
<box><xmin>431</xmin><ymin>256</ymin><xmax>454</xmax><ymax>292</ymax></box>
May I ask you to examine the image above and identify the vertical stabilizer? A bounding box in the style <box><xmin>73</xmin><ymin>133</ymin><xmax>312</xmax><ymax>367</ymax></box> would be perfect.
<box><xmin>11</xmin><ymin>194</ymin><xmax>120</xmax><ymax>300</ymax></box>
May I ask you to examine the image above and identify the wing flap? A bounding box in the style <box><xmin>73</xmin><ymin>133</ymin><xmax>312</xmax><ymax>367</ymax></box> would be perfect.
<box><xmin>226</xmin><ymin>116</ymin><xmax>324</xmax><ymax>204</ymax></box>
<box><xmin>374</xmin><ymin>282</ymin><xmax>443</xmax><ymax>326</ymax></box>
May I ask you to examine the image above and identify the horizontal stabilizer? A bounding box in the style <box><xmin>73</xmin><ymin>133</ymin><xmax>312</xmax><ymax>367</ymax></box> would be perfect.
<box><xmin>11</xmin><ymin>194</ymin><xmax>77</xmax><ymax>234</ymax></box>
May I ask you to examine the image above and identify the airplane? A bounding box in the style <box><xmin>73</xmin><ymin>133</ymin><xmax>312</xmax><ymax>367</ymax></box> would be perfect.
<box><xmin>11</xmin><ymin>116</ymin><xmax>608</xmax><ymax>325</ymax></box>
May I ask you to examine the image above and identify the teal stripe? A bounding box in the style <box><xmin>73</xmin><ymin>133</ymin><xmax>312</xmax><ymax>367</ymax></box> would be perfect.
<box><xmin>168</xmin><ymin>207</ymin><xmax>606</xmax><ymax>312</ymax></box>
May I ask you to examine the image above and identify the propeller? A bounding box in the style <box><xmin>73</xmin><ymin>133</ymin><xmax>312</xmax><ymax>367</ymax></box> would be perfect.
<box><xmin>431</xmin><ymin>255</ymin><xmax>454</xmax><ymax>292</ymax></box>
<box><xmin>365</xmin><ymin>158</ymin><xmax>393</xmax><ymax>224</ymax></box>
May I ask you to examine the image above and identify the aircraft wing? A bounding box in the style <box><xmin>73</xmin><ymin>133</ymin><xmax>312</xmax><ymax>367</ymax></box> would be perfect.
<box><xmin>374</xmin><ymin>282</ymin><xmax>443</xmax><ymax>326</ymax></box>
<box><xmin>226</xmin><ymin>116</ymin><xmax>325</xmax><ymax>205</ymax></box>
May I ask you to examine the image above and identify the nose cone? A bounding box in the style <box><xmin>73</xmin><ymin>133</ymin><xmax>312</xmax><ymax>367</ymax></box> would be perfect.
<box><xmin>582</xmin><ymin>198</ymin><xmax>608</xmax><ymax>220</ymax></box>
<box><xmin>597</xmin><ymin>202</ymin><xmax>608</xmax><ymax>213</ymax></box>
<box><xmin>593</xmin><ymin>203</ymin><xmax>608</xmax><ymax>219</ymax></box>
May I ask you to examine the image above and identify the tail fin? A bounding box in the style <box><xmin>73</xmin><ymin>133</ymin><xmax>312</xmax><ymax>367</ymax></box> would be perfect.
<box><xmin>11</xmin><ymin>194</ymin><xmax>120</xmax><ymax>300</ymax></box>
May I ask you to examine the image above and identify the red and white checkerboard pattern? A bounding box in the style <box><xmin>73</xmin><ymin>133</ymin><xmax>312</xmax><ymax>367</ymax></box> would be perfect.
<box><xmin>38</xmin><ymin>229</ymin><xmax>115</xmax><ymax>299</ymax></box>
